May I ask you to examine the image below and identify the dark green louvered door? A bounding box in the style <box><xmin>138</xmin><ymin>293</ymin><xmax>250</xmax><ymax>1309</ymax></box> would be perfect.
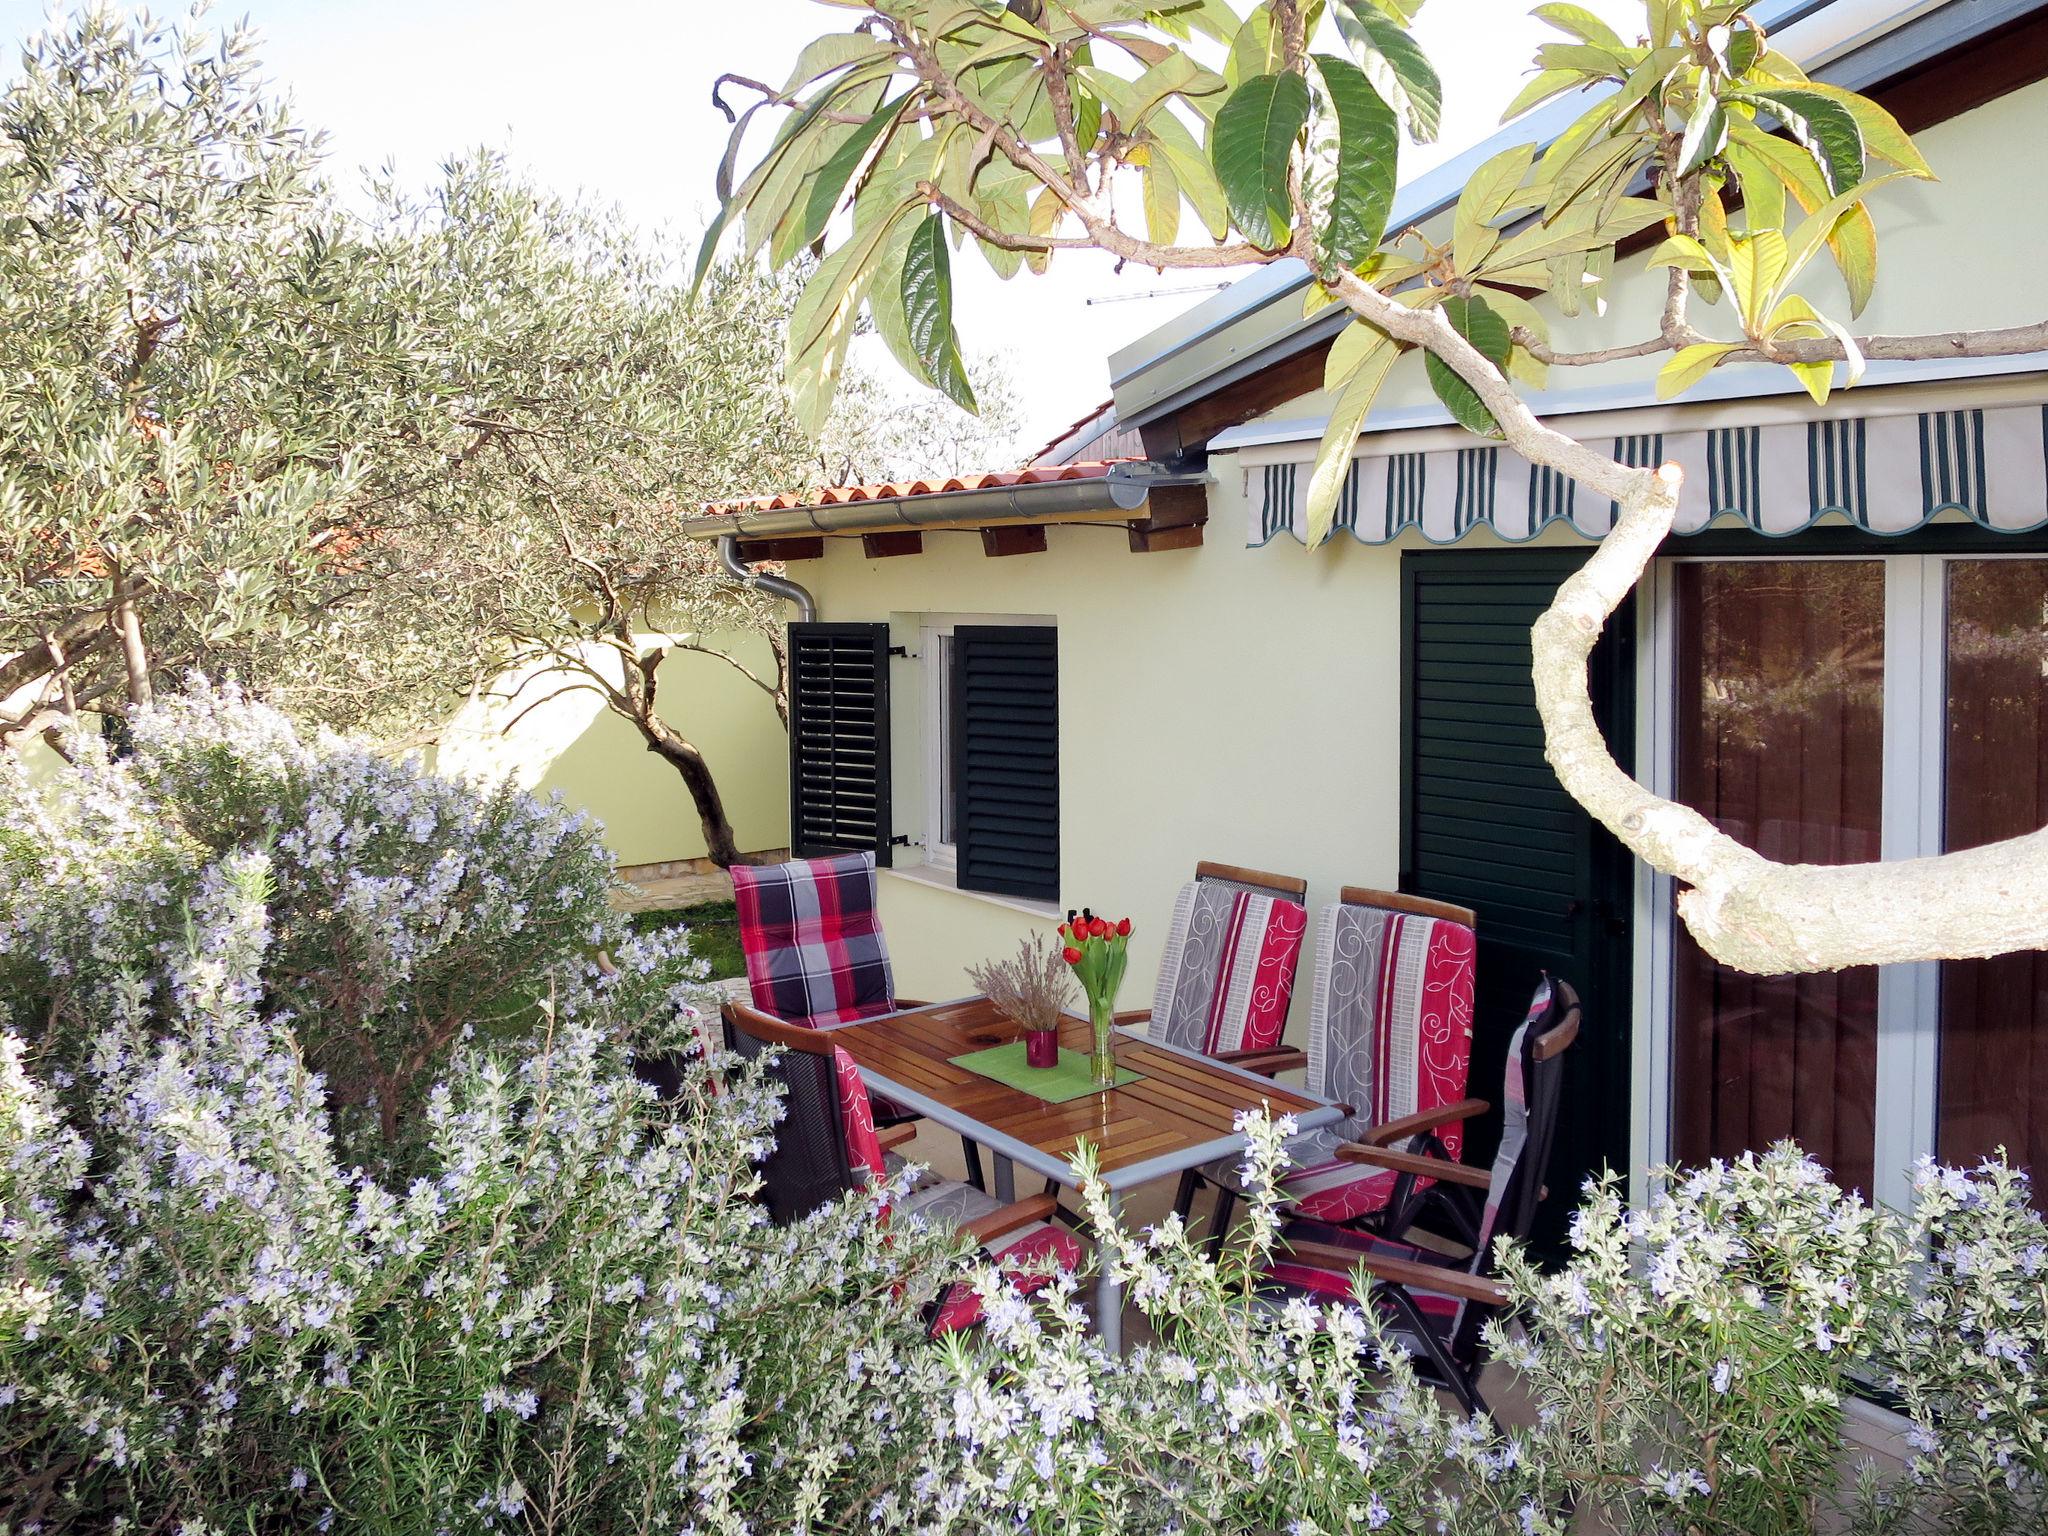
<box><xmin>1400</xmin><ymin>550</ymin><xmax>1635</xmax><ymax>1253</ymax></box>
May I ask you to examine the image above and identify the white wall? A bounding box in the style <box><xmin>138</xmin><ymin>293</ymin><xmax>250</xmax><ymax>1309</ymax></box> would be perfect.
<box><xmin>806</xmin><ymin>494</ymin><xmax>1449</xmax><ymax>1029</ymax></box>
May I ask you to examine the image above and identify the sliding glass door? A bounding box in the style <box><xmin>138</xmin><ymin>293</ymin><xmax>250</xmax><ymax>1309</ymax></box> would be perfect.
<box><xmin>1938</xmin><ymin>559</ymin><xmax>2048</xmax><ymax>1183</ymax></box>
<box><xmin>1645</xmin><ymin>549</ymin><xmax>2048</xmax><ymax>1211</ymax></box>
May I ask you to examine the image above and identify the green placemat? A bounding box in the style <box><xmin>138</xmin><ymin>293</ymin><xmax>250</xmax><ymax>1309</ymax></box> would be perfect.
<box><xmin>949</xmin><ymin>1041</ymin><xmax>1142</xmax><ymax>1104</ymax></box>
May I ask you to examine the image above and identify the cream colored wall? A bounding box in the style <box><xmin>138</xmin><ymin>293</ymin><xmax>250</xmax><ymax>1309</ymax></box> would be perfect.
<box><xmin>810</xmin><ymin>491</ymin><xmax>1438</xmax><ymax>1035</ymax></box>
<box><xmin>437</xmin><ymin>632</ymin><xmax>790</xmax><ymax>868</ymax></box>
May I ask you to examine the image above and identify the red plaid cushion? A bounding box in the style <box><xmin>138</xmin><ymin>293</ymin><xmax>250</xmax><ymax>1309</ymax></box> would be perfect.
<box><xmin>732</xmin><ymin>853</ymin><xmax>896</xmax><ymax>1028</ymax></box>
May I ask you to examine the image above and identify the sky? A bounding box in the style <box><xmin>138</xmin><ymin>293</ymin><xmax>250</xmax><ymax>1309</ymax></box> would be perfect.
<box><xmin>0</xmin><ymin>0</ymin><xmax>1642</xmax><ymax>457</ymax></box>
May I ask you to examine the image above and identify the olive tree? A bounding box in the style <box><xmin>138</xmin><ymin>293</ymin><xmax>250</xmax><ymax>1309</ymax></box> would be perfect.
<box><xmin>703</xmin><ymin>0</ymin><xmax>2048</xmax><ymax>972</ymax></box>
<box><xmin>0</xmin><ymin>6</ymin><xmax>1017</xmax><ymax>867</ymax></box>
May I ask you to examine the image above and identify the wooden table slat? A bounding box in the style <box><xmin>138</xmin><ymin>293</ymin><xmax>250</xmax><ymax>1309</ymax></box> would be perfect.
<box><xmin>832</xmin><ymin>997</ymin><xmax>1339</xmax><ymax>1181</ymax></box>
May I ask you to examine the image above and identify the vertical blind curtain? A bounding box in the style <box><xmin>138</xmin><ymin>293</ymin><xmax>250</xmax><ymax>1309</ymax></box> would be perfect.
<box><xmin>1670</xmin><ymin>561</ymin><xmax>1884</xmax><ymax>1198</ymax></box>
<box><xmin>1938</xmin><ymin>559</ymin><xmax>2048</xmax><ymax>1198</ymax></box>
<box><xmin>1248</xmin><ymin>403</ymin><xmax>2048</xmax><ymax>546</ymax></box>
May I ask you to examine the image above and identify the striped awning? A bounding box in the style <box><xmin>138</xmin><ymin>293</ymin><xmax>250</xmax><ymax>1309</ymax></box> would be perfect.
<box><xmin>1247</xmin><ymin>402</ymin><xmax>2048</xmax><ymax>546</ymax></box>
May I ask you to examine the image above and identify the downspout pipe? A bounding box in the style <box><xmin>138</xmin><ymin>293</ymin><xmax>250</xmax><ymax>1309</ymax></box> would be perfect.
<box><xmin>717</xmin><ymin>532</ymin><xmax>816</xmax><ymax>623</ymax></box>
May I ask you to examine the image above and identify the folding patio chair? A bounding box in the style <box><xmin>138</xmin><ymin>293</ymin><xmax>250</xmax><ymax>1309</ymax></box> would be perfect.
<box><xmin>1176</xmin><ymin>887</ymin><xmax>1480</xmax><ymax>1246</ymax></box>
<box><xmin>722</xmin><ymin>1001</ymin><xmax>1081</xmax><ymax>1334</ymax></box>
<box><xmin>1258</xmin><ymin>976</ymin><xmax>1581</xmax><ymax>1417</ymax></box>
<box><xmin>730</xmin><ymin>850</ymin><xmax>985</xmax><ymax>1188</ymax></box>
<box><xmin>1122</xmin><ymin>860</ymin><xmax>1311</xmax><ymax>1060</ymax></box>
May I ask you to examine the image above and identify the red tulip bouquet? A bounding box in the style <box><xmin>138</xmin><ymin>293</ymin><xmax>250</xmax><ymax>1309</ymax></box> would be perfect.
<box><xmin>1060</xmin><ymin>908</ymin><xmax>1134</xmax><ymax>1087</ymax></box>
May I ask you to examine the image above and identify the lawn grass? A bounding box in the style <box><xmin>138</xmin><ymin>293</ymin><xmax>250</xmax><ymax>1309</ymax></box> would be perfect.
<box><xmin>630</xmin><ymin>899</ymin><xmax>745</xmax><ymax>981</ymax></box>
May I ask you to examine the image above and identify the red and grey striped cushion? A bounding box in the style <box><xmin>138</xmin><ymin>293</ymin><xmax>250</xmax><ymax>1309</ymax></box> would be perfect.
<box><xmin>1149</xmin><ymin>880</ymin><xmax>1308</xmax><ymax>1057</ymax></box>
<box><xmin>1209</xmin><ymin>901</ymin><xmax>1476</xmax><ymax>1224</ymax></box>
<box><xmin>733</xmin><ymin>852</ymin><xmax>896</xmax><ymax>1029</ymax></box>
<box><xmin>1306</xmin><ymin>902</ymin><xmax>1475</xmax><ymax>1150</ymax></box>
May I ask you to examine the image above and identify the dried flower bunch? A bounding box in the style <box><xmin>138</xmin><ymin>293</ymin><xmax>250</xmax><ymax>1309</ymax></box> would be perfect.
<box><xmin>965</xmin><ymin>931</ymin><xmax>1076</xmax><ymax>1034</ymax></box>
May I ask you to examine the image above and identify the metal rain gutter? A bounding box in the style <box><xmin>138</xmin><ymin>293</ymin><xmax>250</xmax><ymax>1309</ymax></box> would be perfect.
<box><xmin>680</xmin><ymin>466</ymin><xmax>1208</xmax><ymax>542</ymax></box>
<box><xmin>716</xmin><ymin>533</ymin><xmax>816</xmax><ymax>622</ymax></box>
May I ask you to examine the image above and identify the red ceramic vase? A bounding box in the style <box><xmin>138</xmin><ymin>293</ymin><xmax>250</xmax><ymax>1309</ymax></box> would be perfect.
<box><xmin>1024</xmin><ymin>1028</ymin><xmax>1059</xmax><ymax>1069</ymax></box>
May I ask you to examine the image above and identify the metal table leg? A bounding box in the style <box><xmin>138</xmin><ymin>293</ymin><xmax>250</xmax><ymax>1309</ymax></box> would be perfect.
<box><xmin>991</xmin><ymin>1153</ymin><xmax>1015</xmax><ymax>1204</ymax></box>
<box><xmin>1094</xmin><ymin>1187</ymin><xmax>1124</xmax><ymax>1354</ymax></box>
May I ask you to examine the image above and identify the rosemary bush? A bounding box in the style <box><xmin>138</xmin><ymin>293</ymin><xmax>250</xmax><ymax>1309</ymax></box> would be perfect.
<box><xmin>0</xmin><ymin>678</ymin><xmax>626</xmax><ymax>1157</ymax></box>
<box><xmin>3</xmin><ymin>686</ymin><xmax>2043</xmax><ymax>1534</ymax></box>
<box><xmin>0</xmin><ymin>858</ymin><xmax>961</xmax><ymax>1534</ymax></box>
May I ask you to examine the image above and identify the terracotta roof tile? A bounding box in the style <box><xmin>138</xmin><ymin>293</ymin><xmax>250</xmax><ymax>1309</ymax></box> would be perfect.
<box><xmin>701</xmin><ymin>459</ymin><xmax>1141</xmax><ymax>517</ymax></box>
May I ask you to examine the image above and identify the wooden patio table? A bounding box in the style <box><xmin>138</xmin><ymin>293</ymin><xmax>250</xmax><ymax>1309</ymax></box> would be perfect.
<box><xmin>830</xmin><ymin>995</ymin><xmax>1344</xmax><ymax>1352</ymax></box>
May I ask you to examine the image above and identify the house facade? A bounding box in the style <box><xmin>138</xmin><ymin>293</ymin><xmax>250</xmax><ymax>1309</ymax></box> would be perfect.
<box><xmin>684</xmin><ymin>0</ymin><xmax>2048</xmax><ymax>1221</ymax></box>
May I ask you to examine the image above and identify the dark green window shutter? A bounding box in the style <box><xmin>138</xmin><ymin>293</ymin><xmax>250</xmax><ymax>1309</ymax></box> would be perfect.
<box><xmin>952</xmin><ymin>625</ymin><xmax>1059</xmax><ymax>901</ymax></box>
<box><xmin>787</xmin><ymin>622</ymin><xmax>892</xmax><ymax>864</ymax></box>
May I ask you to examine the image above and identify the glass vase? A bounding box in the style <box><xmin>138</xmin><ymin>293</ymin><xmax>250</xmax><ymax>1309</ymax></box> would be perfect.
<box><xmin>1089</xmin><ymin>994</ymin><xmax>1118</xmax><ymax>1088</ymax></box>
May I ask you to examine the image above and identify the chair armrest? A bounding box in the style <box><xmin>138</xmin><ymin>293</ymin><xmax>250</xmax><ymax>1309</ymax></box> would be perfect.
<box><xmin>1361</xmin><ymin>1098</ymin><xmax>1490</xmax><ymax>1147</ymax></box>
<box><xmin>1216</xmin><ymin>1046</ymin><xmax>1308</xmax><ymax>1077</ymax></box>
<box><xmin>1333</xmin><ymin>1142</ymin><xmax>1492</xmax><ymax>1189</ymax></box>
<box><xmin>1112</xmin><ymin>1008</ymin><xmax>1152</xmax><ymax>1026</ymax></box>
<box><xmin>1280</xmin><ymin>1239</ymin><xmax>1507</xmax><ymax>1308</ymax></box>
<box><xmin>960</xmin><ymin>1193</ymin><xmax>1058</xmax><ymax>1247</ymax></box>
<box><xmin>877</xmin><ymin>1122</ymin><xmax>918</xmax><ymax>1152</ymax></box>
<box><xmin>894</xmin><ymin>997</ymin><xmax>930</xmax><ymax>1009</ymax></box>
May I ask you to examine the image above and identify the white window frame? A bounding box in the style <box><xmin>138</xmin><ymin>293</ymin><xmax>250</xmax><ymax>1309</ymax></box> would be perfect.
<box><xmin>920</xmin><ymin>620</ymin><xmax>959</xmax><ymax>876</ymax></box>
<box><xmin>1632</xmin><ymin>548</ymin><xmax>2046</xmax><ymax>1213</ymax></box>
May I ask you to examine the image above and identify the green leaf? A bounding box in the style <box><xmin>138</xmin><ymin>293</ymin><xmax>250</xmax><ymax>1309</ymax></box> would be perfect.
<box><xmin>1305</xmin><ymin>328</ymin><xmax>1398</xmax><ymax>548</ymax></box>
<box><xmin>1722</xmin><ymin>141</ymin><xmax>1783</xmax><ymax>231</ymax></box>
<box><xmin>1475</xmin><ymin>285</ymin><xmax>1552</xmax><ymax>387</ymax></box>
<box><xmin>1424</xmin><ymin>293</ymin><xmax>1512</xmax><ymax>437</ymax></box>
<box><xmin>1726</xmin><ymin>117</ymin><xmax>1879</xmax><ymax>314</ymax></box>
<box><xmin>1767</xmin><ymin>293</ymin><xmax>1865</xmax><ymax>400</ymax></box>
<box><xmin>867</xmin><ymin>217</ymin><xmax>933</xmax><ymax>387</ymax></box>
<box><xmin>1723</xmin><ymin>19</ymin><xmax>1762</xmax><ymax>77</ymax></box>
<box><xmin>1145</xmin><ymin>110</ymin><xmax>1232</xmax><ymax>239</ymax></box>
<box><xmin>1141</xmin><ymin>154</ymin><xmax>1181</xmax><ymax>245</ymax></box>
<box><xmin>1331</xmin><ymin>1</ymin><xmax>1442</xmax><ymax>142</ymax></box>
<box><xmin>1453</xmin><ymin>142</ymin><xmax>1537</xmax><ymax>273</ymax></box>
<box><xmin>1725</xmin><ymin>228</ymin><xmax>1788</xmax><ymax>329</ymax></box>
<box><xmin>1224</xmin><ymin>9</ymin><xmax>1283</xmax><ymax>87</ymax></box>
<box><xmin>1536</xmin><ymin>42</ymin><xmax>1635</xmax><ymax>76</ymax></box>
<box><xmin>1314</xmin><ymin>55</ymin><xmax>1398</xmax><ymax>269</ymax></box>
<box><xmin>1779</xmin><ymin>169</ymin><xmax>1913</xmax><ymax>297</ymax></box>
<box><xmin>1656</xmin><ymin>342</ymin><xmax>1738</xmax><ymax>399</ymax></box>
<box><xmin>1738</xmin><ymin>87</ymin><xmax>1865</xmax><ymax>194</ymax></box>
<box><xmin>1502</xmin><ymin>68</ymin><xmax>1586</xmax><ymax>122</ymax></box>
<box><xmin>1534</xmin><ymin>3</ymin><xmax>1626</xmax><ymax>49</ymax></box>
<box><xmin>901</xmin><ymin>215</ymin><xmax>976</xmax><ymax>413</ymax></box>
<box><xmin>1484</xmin><ymin>195</ymin><xmax>1667</xmax><ymax>271</ymax></box>
<box><xmin>1209</xmin><ymin>71</ymin><xmax>1310</xmax><ymax>247</ymax></box>
<box><xmin>796</xmin><ymin>94</ymin><xmax>911</xmax><ymax>252</ymax></box>
<box><xmin>1767</xmin><ymin>79</ymin><xmax>1933</xmax><ymax>177</ymax></box>
<box><xmin>786</xmin><ymin>199</ymin><xmax>917</xmax><ymax>432</ymax></box>
<box><xmin>1083</xmin><ymin>51</ymin><xmax>1227</xmax><ymax>129</ymax></box>
<box><xmin>778</xmin><ymin>32</ymin><xmax>895</xmax><ymax>97</ymax></box>
<box><xmin>1677</xmin><ymin>90</ymin><xmax>1726</xmax><ymax>179</ymax></box>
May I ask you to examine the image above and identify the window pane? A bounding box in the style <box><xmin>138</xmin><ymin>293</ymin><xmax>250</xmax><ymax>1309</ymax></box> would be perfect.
<box><xmin>1671</xmin><ymin>561</ymin><xmax>1885</xmax><ymax>1195</ymax></box>
<box><xmin>1940</xmin><ymin>558</ymin><xmax>2048</xmax><ymax>1199</ymax></box>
